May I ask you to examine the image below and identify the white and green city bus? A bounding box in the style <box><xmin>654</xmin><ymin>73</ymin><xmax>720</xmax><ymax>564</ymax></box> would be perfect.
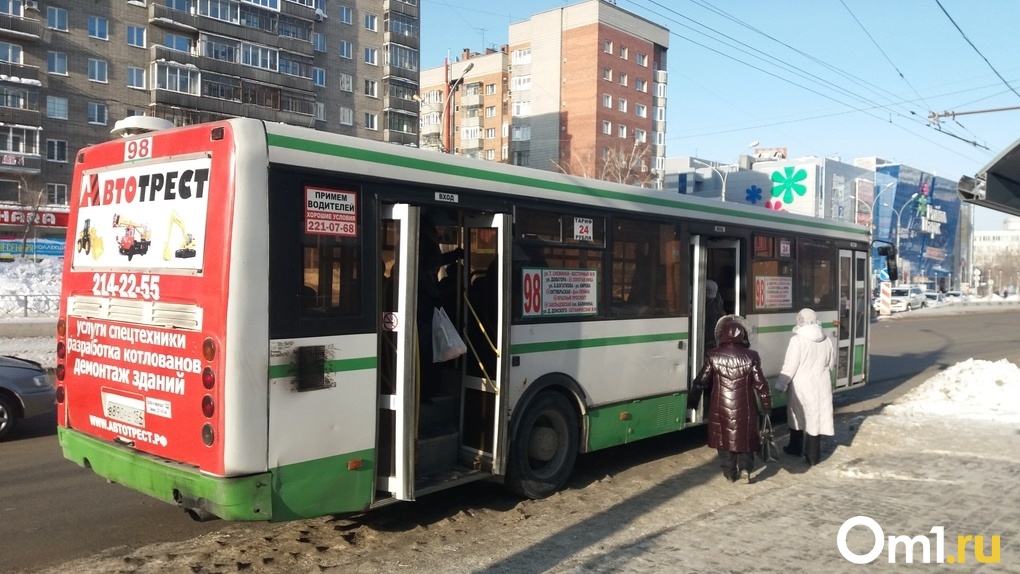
<box><xmin>56</xmin><ymin>118</ymin><xmax>871</xmax><ymax>521</ymax></box>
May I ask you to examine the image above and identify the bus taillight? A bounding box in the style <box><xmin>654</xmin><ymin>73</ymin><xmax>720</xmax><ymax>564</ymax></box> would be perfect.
<box><xmin>56</xmin><ymin>386</ymin><xmax>64</xmax><ymax>403</ymax></box>
<box><xmin>201</xmin><ymin>423</ymin><xmax>214</xmax><ymax>446</ymax></box>
<box><xmin>202</xmin><ymin>337</ymin><xmax>216</xmax><ymax>361</ymax></box>
<box><xmin>57</xmin><ymin>341</ymin><xmax>65</xmax><ymax>359</ymax></box>
<box><xmin>201</xmin><ymin>395</ymin><xmax>215</xmax><ymax>418</ymax></box>
<box><xmin>202</xmin><ymin>367</ymin><xmax>215</xmax><ymax>389</ymax></box>
<box><xmin>56</xmin><ymin>318</ymin><xmax>66</xmax><ymax>337</ymax></box>
<box><xmin>56</xmin><ymin>364</ymin><xmax>65</xmax><ymax>381</ymax></box>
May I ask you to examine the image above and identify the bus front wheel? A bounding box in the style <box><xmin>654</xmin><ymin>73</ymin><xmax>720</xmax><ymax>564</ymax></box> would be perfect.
<box><xmin>506</xmin><ymin>391</ymin><xmax>579</xmax><ymax>499</ymax></box>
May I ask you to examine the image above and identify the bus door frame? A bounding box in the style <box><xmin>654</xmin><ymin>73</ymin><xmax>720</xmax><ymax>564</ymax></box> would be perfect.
<box><xmin>380</xmin><ymin>203</ymin><xmax>418</xmax><ymax>501</ymax></box>
<box><xmin>689</xmin><ymin>235</ymin><xmax>743</xmax><ymax>415</ymax></box>
<box><xmin>836</xmin><ymin>248</ymin><xmax>868</xmax><ymax>388</ymax></box>
<box><xmin>462</xmin><ymin>213</ymin><xmax>511</xmax><ymax>475</ymax></box>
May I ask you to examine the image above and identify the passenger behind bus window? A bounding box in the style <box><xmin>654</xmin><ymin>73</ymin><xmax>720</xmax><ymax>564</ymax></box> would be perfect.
<box><xmin>704</xmin><ymin>280</ymin><xmax>725</xmax><ymax>349</ymax></box>
<box><xmin>418</xmin><ymin>211</ymin><xmax>463</xmax><ymax>401</ymax></box>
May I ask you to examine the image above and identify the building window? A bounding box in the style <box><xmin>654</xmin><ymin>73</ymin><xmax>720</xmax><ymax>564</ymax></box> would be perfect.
<box><xmin>636</xmin><ymin>52</ymin><xmax>648</xmax><ymax>66</ymax></box>
<box><xmin>636</xmin><ymin>78</ymin><xmax>647</xmax><ymax>92</ymax></box>
<box><xmin>313</xmin><ymin>32</ymin><xmax>325</xmax><ymax>52</ymax></box>
<box><xmin>315</xmin><ymin>102</ymin><xmax>325</xmax><ymax>121</ymax></box>
<box><xmin>485</xmin><ymin>149</ymin><xmax>495</xmax><ymax>160</ymax></box>
<box><xmin>655</xmin><ymin>106</ymin><xmax>665</xmax><ymax>121</ymax></box>
<box><xmin>313</xmin><ymin>67</ymin><xmax>325</xmax><ymax>86</ymax></box>
<box><xmin>365</xmin><ymin>79</ymin><xmax>377</xmax><ymax>97</ymax></box>
<box><xmin>364</xmin><ymin>47</ymin><xmax>378</xmax><ymax>65</ymax></box>
<box><xmin>635</xmin><ymin>129</ymin><xmax>646</xmax><ymax>143</ymax></box>
<box><xmin>47</xmin><ymin>52</ymin><xmax>67</xmax><ymax>75</ymax></box>
<box><xmin>618</xmin><ymin>99</ymin><xmax>627</xmax><ymax>113</ymax></box>
<box><xmin>47</xmin><ymin>7</ymin><xmax>68</xmax><ymax>31</ymax></box>
<box><xmin>46</xmin><ymin>96</ymin><xmax>68</xmax><ymax>119</ymax></box>
<box><xmin>485</xmin><ymin>106</ymin><xmax>496</xmax><ymax>117</ymax></box>
<box><xmin>619</xmin><ymin>73</ymin><xmax>627</xmax><ymax>87</ymax></box>
<box><xmin>88</xmin><ymin>59</ymin><xmax>108</xmax><ymax>83</ymax></box>
<box><xmin>87</xmin><ymin>102</ymin><xmax>108</xmax><ymax>125</ymax></box>
<box><xmin>603</xmin><ymin>68</ymin><xmax>612</xmax><ymax>81</ymax></box>
<box><xmin>338</xmin><ymin>5</ymin><xmax>352</xmax><ymax>24</ymax></box>
<box><xmin>603</xmin><ymin>93</ymin><xmax>612</xmax><ymax>108</ymax></box>
<box><xmin>485</xmin><ymin>127</ymin><xmax>495</xmax><ymax>139</ymax></box>
<box><xmin>365</xmin><ymin>13</ymin><xmax>377</xmax><ymax>31</ymax></box>
<box><xmin>603</xmin><ymin>40</ymin><xmax>612</xmax><ymax>54</ymax></box>
<box><xmin>512</xmin><ymin>75</ymin><xmax>530</xmax><ymax>92</ymax></box>
<box><xmin>88</xmin><ymin>16</ymin><xmax>108</xmax><ymax>40</ymax></box>
<box><xmin>364</xmin><ymin>112</ymin><xmax>377</xmax><ymax>130</ymax></box>
<box><xmin>339</xmin><ymin>73</ymin><xmax>353</xmax><ymax>92</ymax></box>
<box><xmin>513</xmin><ymin>125</ymin><xmax>531</xmax><ymax>141</ymax></box>
<box><xmin>512</xmin><ymin>100</ymin><xmax>530</xmax><ymax>116</ymax></box>
<box><xmin>46</xmin><ymin>139</ymin><xmax>68</xmax><ymax>163</ymax></box>
<box><xmin>618</xmin><ymin>125</ymin><xmax>627</xmax><ymax>138</ymax></box>
<box><xmin>511</xmin><ymin>48</ymin><xmax>531</xmax><ymax>65</ymax></box>
<box><xmin>339</xmin><ymin>106</ymin><xmax>354</xmax><ymax>125</ymax></box>
<box><xmin>339</xmin><ymin>40</ymin><xmax>352</xmax><ymax>59</ymax></box>
<box><xmin>127</xmin><ymin>25</ymin><xmax>145</xmax><ymax>48</ymax></box>
<box><xmin>165</xmin><ymin>33</ymin><xmax>191</xmax><ymax>53</ymax></box>
<box><xmin>47</xmin><ymin>183</ymin><xmax>68</xmax><ymax>205</ymax></box>
<box><xmin>0</xmin><ymin>42</ymin><xmax>22</xmax><ymax>63</ymax></box>
<box><xmin>602</xmin><ymin>120</ymin><xmax>611</xmax><ymax>135</ymax></box>
<box><xmin>619</xmin><ymin>45</ymin><xmax>628</xmax><ymax>60</ymax></box>
<box><xmin>127</xmin><ymin>66</ymin><xmax>145</xmax><ymax>89</ymax></box>
<box><xmin>635</xmin><ymin>103</ymin><xmax>646</xmax><ymax>118</ymax></box>
<box><xmin>485</xmin><ymin>83</ymin><xmax>496</xmax><ymax>95</ymax></box>
<box><xmin>512</xmin><ymin>150</ymin><xmax>529</xmax><ymax>166</ymax></box>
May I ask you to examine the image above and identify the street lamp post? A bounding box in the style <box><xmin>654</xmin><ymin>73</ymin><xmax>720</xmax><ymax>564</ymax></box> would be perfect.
<box><xmin>691</xmin><ymin>140</ymin><xmax>758</xmax><ymax>201</ymax></box>
<box><xmin>443</xmin><ymin>61</ymin><xmax>474</xmax><ymax>155</ymax></box>
<box><xmin>887</xmin><ymin>193</ymin><xmax>920</xmax><ymax>285</ymax></box>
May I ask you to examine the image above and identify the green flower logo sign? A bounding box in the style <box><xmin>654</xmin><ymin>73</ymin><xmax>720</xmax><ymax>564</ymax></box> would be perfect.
<box><xmin>771</xmin><ymin>166</ymin><xmax>808</xmax><ymax>204</ymax></box>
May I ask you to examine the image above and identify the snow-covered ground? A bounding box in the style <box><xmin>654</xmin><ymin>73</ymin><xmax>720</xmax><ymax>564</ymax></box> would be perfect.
<box><xmin>2</xmin><ymin>257</ymin><xmax>1018</xmax><ymax>419</ymax></box>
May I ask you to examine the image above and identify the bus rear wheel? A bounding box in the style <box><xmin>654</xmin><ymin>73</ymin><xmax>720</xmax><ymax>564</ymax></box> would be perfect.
<box><xmin>506</xmin><ymin>391</ymin><xmax>578</xmax><ymax>499</ymax></box>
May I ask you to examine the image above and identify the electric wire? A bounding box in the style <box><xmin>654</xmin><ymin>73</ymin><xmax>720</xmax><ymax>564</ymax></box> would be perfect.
<box><xmin>934</xmin><ymin>0</ymin><xmax>1020</xmax><ymax>102</ymax></box>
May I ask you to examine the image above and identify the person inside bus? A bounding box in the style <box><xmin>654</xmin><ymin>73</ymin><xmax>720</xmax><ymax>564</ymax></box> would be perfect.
<box><xmin>704</xmin><ymin>280</ymin><xmax>726</xmax><ymax>349</ymax></box>
<box><xmin>774</xmin><ymin>308</ymin><xmax>835</xmax><ymax>467</ymax></box>
<box><xmin>418</xmin><ymin>211</ymin><xmax>463</xmax><ymax>401</ymax></box>
<box><xmin>690</xmin><ymin>315</ymin><xmax>773</xmax><ymax>483</ymax></box>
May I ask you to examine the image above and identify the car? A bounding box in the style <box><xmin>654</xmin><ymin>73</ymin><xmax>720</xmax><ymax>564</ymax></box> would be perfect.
<box><xmin>889</xmin><ymin>286</ymin><xmax>925</xmax><ymax>312</ymax></box>
<box><xmin>0</xmin><ymin>355</ymin><xmax>55</xmax><ymax>440</ymax></box>
<box><xmin>923</xmin><ymin>292</ymin><xmax>944</xmax><ymax>307</ymax></box>
<box><xmin>944</xmin><ymin>290</ymin><xmax>967</xmax><ymax>303</ymax></box>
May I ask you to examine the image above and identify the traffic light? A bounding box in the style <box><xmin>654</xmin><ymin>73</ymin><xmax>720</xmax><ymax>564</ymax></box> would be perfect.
<box><xmin>876</xmin><ymin>245</ymin><xmax>898</xmax><ymax>282</ymax></box>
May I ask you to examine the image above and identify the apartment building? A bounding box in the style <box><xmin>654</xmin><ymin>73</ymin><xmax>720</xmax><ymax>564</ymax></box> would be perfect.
<box><xmin>419</xmin><ymin>47</ymin><xmax>509</xmax><ymax>162</ymax></box>
<box><xmin>0</xmin><ymin>0</ymin><xmax>418</xmax><ymax>254</ymax></box>
<box><xmin>507</xmin><ymin>0</ymin><xmax>668</xmax><ymax>187</ymax></box>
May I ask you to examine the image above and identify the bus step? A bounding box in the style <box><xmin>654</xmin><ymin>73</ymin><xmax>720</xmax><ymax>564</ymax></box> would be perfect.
<box><xmin>415</xmin><ymin>430</ymin><xmax>459</xmax><ymax>479</ymax></box>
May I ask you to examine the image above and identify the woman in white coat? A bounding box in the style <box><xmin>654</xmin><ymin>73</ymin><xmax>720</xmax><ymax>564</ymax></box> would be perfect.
<box><xmin>774</xmin><ymin>308</ymin><xmax>835</xmax><ymax>466</ymax></box>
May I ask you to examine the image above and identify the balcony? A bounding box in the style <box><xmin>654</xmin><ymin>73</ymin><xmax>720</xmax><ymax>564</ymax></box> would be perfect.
<box><xmin>0</xmin><ymin>61</ymin><xmax>39</xmax><ymax>83</ymax></box>
<box><xmin>420</xmin><ymin>122</ymin><xmax>440</xmax><ymax>136</ymax></box>
<box><xmin>460</xmin><ymin>137</ymin><xmax>483</xmax><ymax>151</ymax></box>
<box><xmin>149</xmin><ymin>3</ymin><xmax>200</xmax><ymax>32</ymax></box>
<box><xmin>153</xmin><ymin>89</ymin><xmax>312</xmax><ymax>127</ymax></box>
<box><xmin>0</xmin><ymin>106</ymin><xmax>41</xmax><ymax>127</ymax></box>
<box><xmin>461</xmin><ymin>93</ymin><xmax>481</xmax><ymax>108</ymax></box>
<box><xmin>151</xmin><ymin>45</ymin><xmax>314</xmax><ymax>93</ymax></box>
<box><xmin>0</xmin><ymin>152</ymin><xmax>41</xmax><ymax>175</ymax></box>
<box><xmin>0</xmin><ymin>13</ymin><xmax>41</xmax><ymax>41</ymax></box>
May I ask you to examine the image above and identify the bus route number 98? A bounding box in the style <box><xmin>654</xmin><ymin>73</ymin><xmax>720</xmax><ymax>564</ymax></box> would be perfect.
<box><xmin>92</xmin><ymin>272</ymin><xmax>161</xmax><ymax>301</ymax></box>
<box><xmin>522</xmin><ymin>269</ymin><xmax>542</xmax><ymax>317</ymax></box>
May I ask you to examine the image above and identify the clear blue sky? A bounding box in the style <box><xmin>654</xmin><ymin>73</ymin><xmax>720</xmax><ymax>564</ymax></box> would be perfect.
<box><xmin>420</xmin><ymin>0</ymin><xmax>1020</xmax><ymax>230</ymax></box>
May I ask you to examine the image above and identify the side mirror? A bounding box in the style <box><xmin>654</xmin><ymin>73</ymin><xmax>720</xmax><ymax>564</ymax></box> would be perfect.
<box><xmin>876</xmin><ymin>245</ymin><xmax>899</xmax><ymax>282</ymax></box>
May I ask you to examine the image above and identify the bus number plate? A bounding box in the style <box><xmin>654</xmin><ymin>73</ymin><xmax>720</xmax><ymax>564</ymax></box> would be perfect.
<box><xmin>103</xmin><ymin>392</ymin><xmax>146</xmax><ymax>428</ymax></box>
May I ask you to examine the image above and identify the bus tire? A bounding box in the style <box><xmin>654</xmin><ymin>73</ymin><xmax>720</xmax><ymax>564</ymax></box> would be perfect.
<box><xmin>505</xmin><ymin>391</ymin><xmax>578</xmax><ymax>499</ymax></box>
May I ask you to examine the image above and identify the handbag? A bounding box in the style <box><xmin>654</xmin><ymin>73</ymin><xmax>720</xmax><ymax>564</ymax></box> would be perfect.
<box><xmin>758</xmin><ymin>413</ymin><xmax>779</xmax><ymax>463</ymax></box>
<box><xmin>432</xmin><ymin>307</ymin><xmax>467</xmax><ymax>362</ymax></box>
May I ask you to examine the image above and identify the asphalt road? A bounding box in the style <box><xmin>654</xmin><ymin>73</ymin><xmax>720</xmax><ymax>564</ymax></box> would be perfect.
<box><xmin>3</xmin><ymin>307</ymin><xmax>1019</xmax><ymax>573</ymax></box>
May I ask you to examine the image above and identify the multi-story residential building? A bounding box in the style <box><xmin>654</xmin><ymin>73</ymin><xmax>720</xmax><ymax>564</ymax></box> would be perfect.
<box><xmin>419</xmin><ymin>47</ymin><xmax>509</xmax><ymax>162</ymax></box>
<box><xmin>507</xmin><ymin>0</ymin><xmax>668</xmax><ymax>187</ymax></box>
<box><xmin>0</xmin><ymin>0</ymin><xmax>418</xmax><ymax>256</ymax></box>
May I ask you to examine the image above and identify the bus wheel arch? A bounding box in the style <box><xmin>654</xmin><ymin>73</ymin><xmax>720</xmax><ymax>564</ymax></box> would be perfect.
<box><xmin>505</xmin><ymin>375</ymin><xmax>584</xmax><ymax>499</ymax></box>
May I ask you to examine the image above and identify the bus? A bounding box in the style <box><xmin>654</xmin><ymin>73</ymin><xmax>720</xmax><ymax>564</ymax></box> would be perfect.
<box><xmin>57</xmin><ymin>118</ymin><xmax>873</xmax><ymax>521</ymax></box>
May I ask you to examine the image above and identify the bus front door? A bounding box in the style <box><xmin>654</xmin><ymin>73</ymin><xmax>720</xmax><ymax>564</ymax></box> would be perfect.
<box><xmin>836</xmin><ymin>249</ymin><xmax>868</xmax><ymax>388</ymax></box>
<box><xmin>378</xmin><ymin>204</ymin><xmax>418</xmax><ymax>501</ymax></box>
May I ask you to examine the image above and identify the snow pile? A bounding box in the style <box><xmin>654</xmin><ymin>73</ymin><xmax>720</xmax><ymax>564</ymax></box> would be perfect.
<box><xmin>884</xmin><ymin>358</ymin><xmax>1020</xmax><ymax>423</ymax></box>
<box><xmin>0</xmin><ymin>257</ymin><xmax>62</xmax><ymax>295</ymax></box>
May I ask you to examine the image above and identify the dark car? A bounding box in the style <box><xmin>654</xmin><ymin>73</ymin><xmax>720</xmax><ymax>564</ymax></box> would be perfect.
<box><xmin>0</xmin><ymin>355</ymin><xmax>55</xmax><ymax>440</ymax></box>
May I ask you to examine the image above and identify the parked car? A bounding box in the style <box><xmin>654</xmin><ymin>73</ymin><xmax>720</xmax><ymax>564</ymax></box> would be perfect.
<box><xmin>923</xmin><ymin>292</ymin><xmax>945</xmax><ymax>307</ymax></box>
<box><xmin>0</xmin><ymin>355</ymin><xmax>55</xmax><ymax>440</ymax></box>
<box><xmin>889</xmin><ymin>286</ymin><xmax>925</xmax><ymax>312</ymax></box>
<box><xmin>944</xmin><ymin>290</ymin><xmax>967</xmax><ymax>303</ymax></box>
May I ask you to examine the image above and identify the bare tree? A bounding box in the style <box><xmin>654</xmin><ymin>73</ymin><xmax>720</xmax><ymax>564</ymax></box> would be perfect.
<box><xmin>554</xmin><ymin>141</ymin><xmax>654</xmax><ymax>187</ymax></box>
<box><xmin>17</xmin><ymin>176</ymin><xmax>46</xmax><ymax>260</ymax></box>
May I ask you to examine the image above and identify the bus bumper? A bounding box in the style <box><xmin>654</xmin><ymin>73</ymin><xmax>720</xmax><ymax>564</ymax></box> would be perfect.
<box><xmin>58</xmin><ymin>427</ymin><xmax>272</xmax><ymax>521</ymax></box>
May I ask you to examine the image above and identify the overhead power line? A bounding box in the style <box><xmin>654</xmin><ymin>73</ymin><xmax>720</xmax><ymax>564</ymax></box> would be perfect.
<box><xmin>934</xmin><ymin>0</ymin><xmax>1020</xmax><ymax>102</ymax></box>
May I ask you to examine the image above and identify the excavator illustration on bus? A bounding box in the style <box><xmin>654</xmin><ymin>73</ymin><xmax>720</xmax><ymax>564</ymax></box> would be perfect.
<box><xmin>112</xmin><ymin>214</ymin><xmax>152</xmax><ymax>261</ymax></box>
<box><xmin>164</xmin><ymin>210</ymin><xmax>197</xmax><ymax>259</ymax></box>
